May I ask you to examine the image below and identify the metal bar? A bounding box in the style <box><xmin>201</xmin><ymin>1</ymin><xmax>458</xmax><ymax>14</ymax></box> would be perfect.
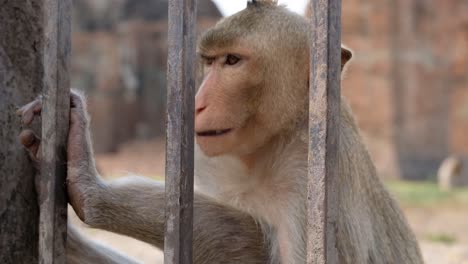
<box><xmin>307</xmin><ymin>0</ymin><xmax>342</xmax><ymax>263</ymax></box>
<box><xmin>165</xmin><ymin>0</ymin><xmax>197</xmax><ymax>263</ymax></box>
<box><xmin>38</xmin><ymin>0</ymin><xmax>72</xmax><ymax>263</ymax></box>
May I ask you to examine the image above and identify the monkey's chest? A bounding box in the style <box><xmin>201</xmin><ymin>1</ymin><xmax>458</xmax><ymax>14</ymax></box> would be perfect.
<box><xmin>196</xmin><ymin>171</ymin><xmax>306</xmax><ymax>264</ymax></box>
<box><xmin>206</xmin><ymin>178</ymin><xmax>296</xmax><ymax>228</ymax></box>
<box><xmin>220</xmin><ymin>188</ymin><xmax>304</xmax><ymax>264</ymax></box>
<box><xmin>196</xmin><ymin>163</ymin><xmax>302</xmax><ymax>223</ymax></box>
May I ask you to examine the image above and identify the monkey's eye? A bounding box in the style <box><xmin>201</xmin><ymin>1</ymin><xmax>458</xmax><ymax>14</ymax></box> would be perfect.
<box><xmin>225</xmin><ymin>54</ymin><xmax>241</xmax><ymax>66</ymax></box>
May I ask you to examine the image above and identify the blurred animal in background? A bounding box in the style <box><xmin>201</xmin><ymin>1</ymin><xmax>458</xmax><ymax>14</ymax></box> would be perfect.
<box><xmin>17</xmin><ymin>1</ymin><xmax>423</xmax><ymax>263</ymax></box>
<box><xmin>438</xmin><ymin>156</ymin><xmax>465</xmax><ymax>191</ymax></box>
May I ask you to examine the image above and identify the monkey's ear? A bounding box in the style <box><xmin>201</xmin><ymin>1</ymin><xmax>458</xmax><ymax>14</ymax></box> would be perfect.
<box><xmin>341</xmin><ymin>46</ymin><xmax>353</xmax><ymax>71</ymax></box>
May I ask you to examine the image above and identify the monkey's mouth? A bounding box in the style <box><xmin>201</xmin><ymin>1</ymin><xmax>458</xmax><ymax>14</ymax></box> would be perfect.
<box><xmin>196</xmin><ymin>128</ymin><xmax>232</xmax><ymax>137</ymax></box>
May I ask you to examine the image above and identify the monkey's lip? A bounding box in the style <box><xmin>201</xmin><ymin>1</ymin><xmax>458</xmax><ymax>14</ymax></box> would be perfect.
<box><xmin>196</xmin><ymin>128</ymin><xmax>233</xmax><ymax>137</ymax></box>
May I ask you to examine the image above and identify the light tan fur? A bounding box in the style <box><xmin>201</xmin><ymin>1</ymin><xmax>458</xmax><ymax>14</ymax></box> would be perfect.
<box><xmin>17</xmin><ymin>2</ymin><xmax>422</xmax><ymax>264</ymax></box>
<box><xmin>438</xmin><ymin>156</ymin><xmax>464</xmax><ymax>191</ymax></box>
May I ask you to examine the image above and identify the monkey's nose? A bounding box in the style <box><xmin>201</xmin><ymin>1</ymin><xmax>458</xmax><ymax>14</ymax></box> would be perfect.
<box><xmin>195</xmin><ymin>105</ymin><xmax>207</xmax><ymax>116</ymax></box>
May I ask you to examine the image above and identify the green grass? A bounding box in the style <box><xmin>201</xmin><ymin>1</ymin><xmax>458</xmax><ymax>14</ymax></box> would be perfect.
<box><xmin>385</xmin><ymin>180</ymin><xmax>468</xmax><ymax>207</ymax></box>
<box><xmin>425</xmin><ymin>233</ymin><xmax>457</xmax><ymax>245</ymax></box>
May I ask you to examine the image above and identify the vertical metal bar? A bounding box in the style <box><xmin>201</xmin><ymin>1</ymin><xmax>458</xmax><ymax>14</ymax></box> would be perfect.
<box><xmin>165</xmin><ymin>0</ymin><xmax>197</xmax><ymax>263</ymax></box>
<box><xmin>307</xmin><ymin>0</ymin><xmax>342</xmax><ymax>263</ymax></box>
<box><xmin>39</xmin><ymin>0</ymin><xmax>71</xmax><ymax>263</ymax></box>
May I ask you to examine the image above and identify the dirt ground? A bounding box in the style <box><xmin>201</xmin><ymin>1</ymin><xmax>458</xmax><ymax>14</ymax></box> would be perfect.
<box><xmin>406</xmin><ymin>208</ymin><xmax>468</xmax><ymax>264</ymax></box>
<box><xmin>70</xmin><ymin>139</ymin><xmax>468</xmax><ymax>263</ymax></box>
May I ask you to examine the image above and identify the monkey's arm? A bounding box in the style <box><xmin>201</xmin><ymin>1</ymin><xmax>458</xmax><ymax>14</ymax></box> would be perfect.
<box><xmin>67</xmin><ymin>221</ymin><xmax>141</xmax><ymax>264</ymax></box>
<box><xmin>61</xmin><ymin>93</ymin><xmax>268</xmax><ymax>262</ymax></box>
<box><xmin>79</xmin><ymin>176</ymin><xmax>269</xmax><ymax>264</ymax></box>
<box><xmin>17</xmin><ymin>92</ymin><xmax>269</xmax><ymax>263</ymax></box>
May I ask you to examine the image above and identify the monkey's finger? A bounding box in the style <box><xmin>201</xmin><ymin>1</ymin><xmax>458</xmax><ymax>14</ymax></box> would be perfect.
<box><xmin>16</xmin><ymin>96</ymin><xmax>42</xmax><ymax>116</ymax></box>
<box><xmin>22</xmin><ymin>101</ymin><xmax>42</xmax><ymax>125</ymax></box>
<box><xmin>17</xmin><ymin>98</ymin><xmax>43</xmax><ymax>125</ymax></box>
<box><xmin>70</xmin><ymin>109</ymin><xmax>83</xmax><ymax>126</ymax></box>
<box><xmin>19</xmin><ymin>129</ymin><xmax>41</xmax><ymax>162</ymax></box>
<box><xmin>70</xmin><ymin>90</ymin><xmax>85</xmax><ymax>109</ymax></box>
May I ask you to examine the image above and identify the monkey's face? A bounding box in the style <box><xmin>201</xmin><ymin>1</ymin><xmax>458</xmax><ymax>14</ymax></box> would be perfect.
<box><xmin>194</xmin><ymin>4</ymin><xmax>353</xmax><ymax>158</ymax></box>
<box><xmin>195</xmin><ymin>47</ymin><xmax>265</xmax><ymax>157</ymax></box>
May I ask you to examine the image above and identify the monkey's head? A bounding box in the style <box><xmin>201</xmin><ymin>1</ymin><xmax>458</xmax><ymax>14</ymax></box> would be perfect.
<box><xmin>195</xmin><ymin>1</ymin><xmax>352</xmax><ymax>157</ymax></box>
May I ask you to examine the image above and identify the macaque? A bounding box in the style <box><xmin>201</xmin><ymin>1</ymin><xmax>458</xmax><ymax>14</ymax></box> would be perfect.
<box><xmin>438</xmin><ymin>156</ymin><xmax>464</xmax><ymax>191</ymax></box>
<box><xmin>17</xmin><ymin>1</ymin><xmax>423</xmax><ymax>263</ymax></box>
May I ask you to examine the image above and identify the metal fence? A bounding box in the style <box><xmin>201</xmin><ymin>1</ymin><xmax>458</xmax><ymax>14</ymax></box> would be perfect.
<box><xmin>38</xmin><ymin>0</ymin><xmax>72</xmax><ymax>263</ymax></box>
<box><xmin>164</xmin><ymin>0</ymin><xmax>342</xmax><ymax>263</ymax></box>
<box><xmin>307</xmin><ymin>0</ymin><xmax>341</xmax><ymax>263</ymax></box>
<box><xmin>1</xmin><ymin>0</ymin><xmax>341</xmax><ymax>263</ymax></box>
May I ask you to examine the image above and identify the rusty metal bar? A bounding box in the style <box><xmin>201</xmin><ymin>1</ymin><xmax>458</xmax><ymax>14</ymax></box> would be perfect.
<box><xmin>307</xmin><ymin>0</ymin><xmax>342</xmax><ymax>263</ymax></box>
<box><xmin>165</xmin><ymin>0</ymin><xmax>197</xmax><ymax>263</ymax></box>
<box><xmin>38</xmin><ymin>0</ymin><xmax>72</xmax><ymax>263</ymax></box>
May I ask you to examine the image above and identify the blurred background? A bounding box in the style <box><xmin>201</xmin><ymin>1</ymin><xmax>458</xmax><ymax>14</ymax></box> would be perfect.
<box><xmin>69</xmin><ymin>0</ymin><xmax>468</xmax><ymax>263</ymax></box>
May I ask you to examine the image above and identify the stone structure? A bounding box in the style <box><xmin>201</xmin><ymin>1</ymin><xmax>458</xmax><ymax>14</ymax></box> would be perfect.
<box><xmin>71</xmin><ymin>0</ymin><xmax>222</xmax><ymax>152</ymax></box>
<box><xmin>307</xmin><ymin>0</ymin><xmax>468</xmax><ymax>180</ymax></box>
<box><xmin>0</xmin><ymin>1</ymin><xmax>43</xmax><ymax>262</ymax></box>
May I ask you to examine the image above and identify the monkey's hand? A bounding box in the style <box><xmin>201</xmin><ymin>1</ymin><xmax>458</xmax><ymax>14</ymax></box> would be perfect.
<box><xmin>17</xmin><ymin>90</ymin><xmax>102</xmax><ymax>221</ymax></box>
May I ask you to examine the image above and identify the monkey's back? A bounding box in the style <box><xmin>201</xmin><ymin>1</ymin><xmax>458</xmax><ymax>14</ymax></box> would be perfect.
<box><xmin>336</xmin><ymin>103</ymin><xmax>423</xmax><ymax>264</ymax></box>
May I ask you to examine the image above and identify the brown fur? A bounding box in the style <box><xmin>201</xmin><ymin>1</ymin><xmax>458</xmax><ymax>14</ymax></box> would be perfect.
<box><xmin>17</xmin><ymin>2</ymin><xmax>422</xmax><ymax>264</ymax></box>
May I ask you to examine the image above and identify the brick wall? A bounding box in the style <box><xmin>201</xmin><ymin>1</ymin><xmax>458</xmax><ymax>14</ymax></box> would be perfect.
<box><xmin>308</xmin><ymin>0</ymin><xmax>468</xmax><ymax>179</ymax></box>
<box><xmin>71</xmin><ymin>0</ymin><xmax>222</xmax><ymax>153</ymax></box>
